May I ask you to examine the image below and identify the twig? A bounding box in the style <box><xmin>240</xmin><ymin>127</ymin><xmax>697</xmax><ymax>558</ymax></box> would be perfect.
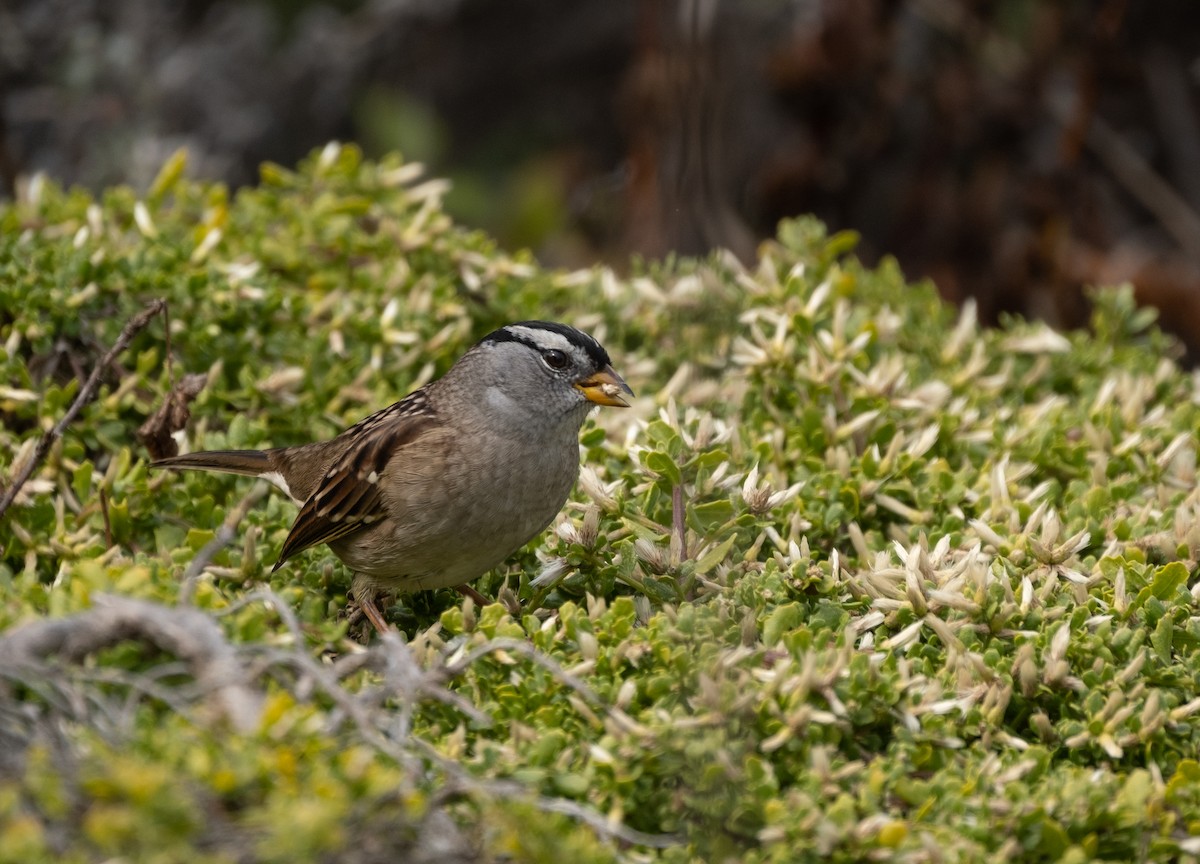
<box><xmin>533</xmin><ymin>793</ymin><xmax>684</xmax><ymax>848</ymax></box>
<box><xmin>912</xmin><ymin>0</ymin><xmax>1200</xmax><ymax>265</ymax></box>
<box><xmin>236</xmin><ymin>588</ymin><xmax>422</xmax><ymax>768</ymax></box>
<box><xmin>672</xmin><ymin>484</ymin><xmax>688</xmax><ymax>561</ymax></box>
<box><xmin>410</xmin><ymin>746</ymin><xmax>684</xmax><ymax>849</ymax></box>
<box><xmin>232</xmin><ymin>590</ymin><xmax>495</xmax><ymax>730</ymax></box>
<box><xmin>98</xmin><ymin>486</ymin><xmax>113</xmax><ymax>549</ymax></box>
<box><xmin>0</xmin><ymin>593</ymin><xmax>262</xmax><ymax>732</ymax></box>
<box><xmin>76</xmin><ymin>662</ymin><xmax>196</xmax><ymax>733</ymax></box>
<box><xmin>0</xmin><ymin>592</ymin><xmax>681</xmax><ymax>851</ymax></box>
<box><xmin>376</xmin><ymin>631</ymin><xmax>494</xmax><ymax>730</ymax></box>
<box><xmin>441</xmin><ymin>636</ymin><xmax>600</xmax><ymax>704</ymax></box>
<box><xmin>0</xmin><ymin>299</ymin><xmax>167</xmax><ymax>518</ymax></box>
<box><xmin>163</xmin><ymin>301</ymin><xmax>174</xmax><ymax>387</ymax></box>
<box><xmin>1074</xmin><ymin>105</ymin><xmax>1200</xmax><ymax>262</ymax></box>
<box><xmin>1143</xmin><ymin>48</ymin><xmax>1200</xmax><ymax>213</ymax></box>
<box><xmin>180</xmin><ymin>484</ymin><xmax>270</xmax><ymax>603</ymax></box>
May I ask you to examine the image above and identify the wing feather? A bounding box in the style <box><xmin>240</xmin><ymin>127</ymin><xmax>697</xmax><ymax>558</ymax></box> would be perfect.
<box><xmin>272</xmin><ymin>391</ymin><xmax>437</xmax><ymax>570</ymax></box>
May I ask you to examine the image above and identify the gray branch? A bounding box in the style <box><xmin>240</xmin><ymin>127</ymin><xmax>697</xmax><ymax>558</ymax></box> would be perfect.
<box><xmin>0</xmin><ymin>593</ymin><xmax>262</xmax><ymax>732</ymax></box>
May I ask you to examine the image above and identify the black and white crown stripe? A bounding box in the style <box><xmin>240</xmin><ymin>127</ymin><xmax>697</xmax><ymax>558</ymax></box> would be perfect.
<box><xmin>481</xmin><ymin>321</ymin><xmax>611</xmax><ymax>371</ymax></box>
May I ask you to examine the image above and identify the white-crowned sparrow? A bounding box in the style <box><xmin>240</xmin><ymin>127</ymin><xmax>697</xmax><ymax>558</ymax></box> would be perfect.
<box><xmin>153</xmin><ymin>321</ymin><xmax>633</xmax><ymax>631</ymax></box>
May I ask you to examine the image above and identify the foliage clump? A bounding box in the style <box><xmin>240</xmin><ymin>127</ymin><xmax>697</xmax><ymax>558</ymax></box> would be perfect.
<box><xmin>2</xmin><ymin>145</ymin><xmax>1199</xmax><ymax>863</ymax></box>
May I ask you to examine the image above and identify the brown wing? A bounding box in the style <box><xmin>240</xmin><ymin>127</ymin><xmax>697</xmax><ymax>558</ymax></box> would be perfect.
<box><xmin>272</xmin><ymin>391</ymin><xmax>438</xmax><ymax>571</ymax></box>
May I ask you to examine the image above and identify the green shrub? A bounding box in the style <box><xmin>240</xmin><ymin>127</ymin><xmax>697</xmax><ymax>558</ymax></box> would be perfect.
<box><xmin>2</xmin><ymin>145</ymin><xmax>1199</xmax><ymax>862</ymax></box>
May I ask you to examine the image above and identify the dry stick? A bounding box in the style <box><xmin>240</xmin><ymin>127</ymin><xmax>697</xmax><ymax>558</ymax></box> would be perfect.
<box><xmin>0</xmin><ymin>593</ymin><xmax>262</xmax><ymax>732</ymax></box>
<box><xmin>180</xmin><ymin>484</ymin><xmax>270</xmax><ymax>604</ymax></box>
<box><xmin>228</xmin><ymin>590</ymin><xmax>494</xmax><ymax>729</ymax></box>
<box><xmin>1080</xmin><ymin>108</ymin><xmax>1200</xmax><ymax>263</ymax></box>
<box><xmin>910</xmin><ymin>0</ymin><xmax>1200</xmax><ymax>263</ymax></box>
<box><xmin>98</xmin><ymin>486</ymin><xmax>114</xmax><ymax>549</ymax></box>
<box><xmin>76</xmin><ymin>663</ymin><xmax>196</xmax><ymax>731</ymax></box>
<box><xmin>441</xmin><ymin>636</ymin><xmax>601</xmax><ymax>705</ymax></box>
<box><xmin>672</xmin><ymin>483</ymin><xmax>688</xmax><ymax>561</ymax></box>
<box><xmin>532</xmin><ymin>793</ymin><xmax>683</xmax><ymax>848</ymax></box>
<box><xmin>375</xmin><ymin>631</ymin><xmax>493</xmax><ymax>730</ymax></box>
<box><xmin>1143</xmin><ymin>49</ymin><xmax>1200</xmax><ymax>211</ymax></box>
<box><xmin>236</xmin><ymin>588</ymin><xmax>423</xmax><ymax>769</ymax></box>
<box><xmin>408</xmin><ymin>744</ymin><xmax>684</xmax><ymax>849</ymax></box>
<box><xmin>163</xmin><ymin>301</ymin><xmax>173</xmax><ymax>387</ymax></box>
<box><xmin>0</xmin><ymin>299</ymin><xmax>167</xmax><ymax>519</ymax></box>
<box><xmin>221</xmin><ymin>590</ymin><xmax>678</xmax><ymax>849</ymax></box>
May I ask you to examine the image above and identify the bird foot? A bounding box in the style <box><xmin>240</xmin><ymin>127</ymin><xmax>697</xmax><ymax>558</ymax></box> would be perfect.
<box><xmin>359</xmin><ymin>593</ymin><xmax>392</xmax><ymax>634</ymax></box>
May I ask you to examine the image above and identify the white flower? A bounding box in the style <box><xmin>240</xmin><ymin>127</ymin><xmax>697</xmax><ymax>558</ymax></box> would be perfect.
<box><xmin>740</xmin><ymin>464</ymin><xmax>803</xmax><ymax>515</ymax></box>
<box><xmin>531</xmin><ymin>558</ymin><xmax>569</xmax><ymax>588</ymax></box>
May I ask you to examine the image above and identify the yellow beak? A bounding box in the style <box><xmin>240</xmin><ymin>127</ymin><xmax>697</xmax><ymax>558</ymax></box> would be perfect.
<box><xmin>575</xmin><ymin>365</ymin><xmax>634</xmax><ymax>407</ymax></box>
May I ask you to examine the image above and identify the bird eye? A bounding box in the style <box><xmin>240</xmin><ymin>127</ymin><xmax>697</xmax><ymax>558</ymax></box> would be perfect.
<box><xmin>542</xmin><ymin>349</ymin><xmax>569</xmax><ymax>370</ymax></box>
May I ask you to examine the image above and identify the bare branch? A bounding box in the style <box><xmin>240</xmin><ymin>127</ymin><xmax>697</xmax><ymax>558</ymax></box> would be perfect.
<box><xmin>533</xmin><ymin>793</ymin><xmax>683</xmax><ymax>848</ymax></box>
<box><xmin>180</xmin><ymin>484</ymin><xmax>270</xmax><ymax>603</ymax></box>
<box><xmin>1080</xmin><ymin>109</ymin><xmax>1200</xmax><ymax>262</ymax></box>
<box><xmin>98</xmin><ymin>486</ymin><xmax>113</xmax><ymax>549</ymax></box>
<box><xmin>441</xmin><ymin>636</ymin><xmax>601</xmax><ymax>706</ymax></box>
<box><xmin>234</xmin><ymin>588</ymin><xmax>423</xmax><ymax>769</ymax></box>
<box><xmin>0</xmin><ymin>593</ymin><xmax>261</xmax><ymax>732</ymax></box>
<box><xmin>415</xmin><ymin>751</ymin><xmax>684</xmax><ymax>850</ymax></box>
<box><xmin>0</xmin><ymin>299</ymin><xmax>167</xmax><ymax>518</ymax></box>
<box><xmin>1</xmin><ymin>589</ymin><xmax>680</xmax><ymax>852</ymax></box>
<box><xmin>672</xmin><ymin>483</ymin><xmax>688</xmax><ymax>561</ymax></box>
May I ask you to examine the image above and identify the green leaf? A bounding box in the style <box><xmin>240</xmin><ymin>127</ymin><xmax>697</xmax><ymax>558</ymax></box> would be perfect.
<box><xmin>762</xmin><ymin>602</ymin><xmax>802</xmax><ymax>646</ymax></box>
<box><xmin>643</xmin><ymin>450</ymin><xmax>682</xmax><ymax>486</ymax></box>
<box><xmin>1152</xmin><ymin>615</ymin><xmax>1174</xmax><ymax>663</ymax></box>
<box><xmin>185</xmin><ymin>528</ymin><xmax>215</xmax><ymax>552</ymax></box>
<box><xmin>72</xmin><ymin>461</ymin><xmax>94</xmax><ymax>504</ymax></box>
<box><xmin>579</xmin><ymin>426</ymin><xmax>606</xmax><ymax>447</ymax></box>
<box><xmin>694</xmin><ymin>533</ymin><xmax>737</xmax><ymax>575</ymax></box>
<box><xmin>640</xmin><ymin>576</ymin><xmax>679</xmax><ymax>603</ymax></box>
<box><xmin>689</xmin><ymin>499</ymin><xmax>734</xmax><ymax>532</ymax></box>
<box><xmin>1112</xmin><ymin>770</ymin><xmax>1153</xmax><ymax>829</ymax></box>
<box><xmin>5</xmin><ymin>145</ymin><xmax>1200</xmax><ymax>864</ymax></box>
<box><xmin>1149</xmin><ymin>562</ymin><xmax>1189</xmax><ymax>601</ymax></box>
<box><xmin>148</xmin><ymin>148</ymin><xmax>188</xmax><ymax>201</ymax></box>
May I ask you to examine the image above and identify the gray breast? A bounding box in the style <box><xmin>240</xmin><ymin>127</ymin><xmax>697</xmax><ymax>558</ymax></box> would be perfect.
<box><xmin>336</xmin><ymin>426</ymin><xmax>581</xmax><ymax>593</ymax></box>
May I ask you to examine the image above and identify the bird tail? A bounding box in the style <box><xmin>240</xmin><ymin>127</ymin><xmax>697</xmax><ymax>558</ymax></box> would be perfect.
<box><xmin>152</xmin><ymin>450</ymin><xmax>274</xmax><ymax>478</ymax></box>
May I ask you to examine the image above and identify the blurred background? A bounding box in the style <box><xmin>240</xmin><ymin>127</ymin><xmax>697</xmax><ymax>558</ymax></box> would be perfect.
<box><xmin>3</xmin><ymin>0</ymin><xmax>1199</xmax><ymax>360</ymax></box>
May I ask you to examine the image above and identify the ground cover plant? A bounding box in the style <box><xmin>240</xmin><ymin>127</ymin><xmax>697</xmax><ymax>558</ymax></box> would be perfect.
<box><xmin>2</xmin><ymin>144</ymin><xmax>1200</xmax><ymax>863</ymax></box>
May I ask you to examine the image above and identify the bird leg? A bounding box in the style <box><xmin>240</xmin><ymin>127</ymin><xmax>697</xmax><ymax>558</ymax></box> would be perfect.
<box><xmin>355</xmin><ymin>588</ymin><xmax>392</xmax><ymax>634</ymax></box>
<box><xmin>455</xmin><ymin>584</ymin><xmax>490</xmax><ymax>607</ymax></box>
<box><xmin>350</xmin><ymin>585</ymin><xmax>494</xmax><ymax>636</ymax></box>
